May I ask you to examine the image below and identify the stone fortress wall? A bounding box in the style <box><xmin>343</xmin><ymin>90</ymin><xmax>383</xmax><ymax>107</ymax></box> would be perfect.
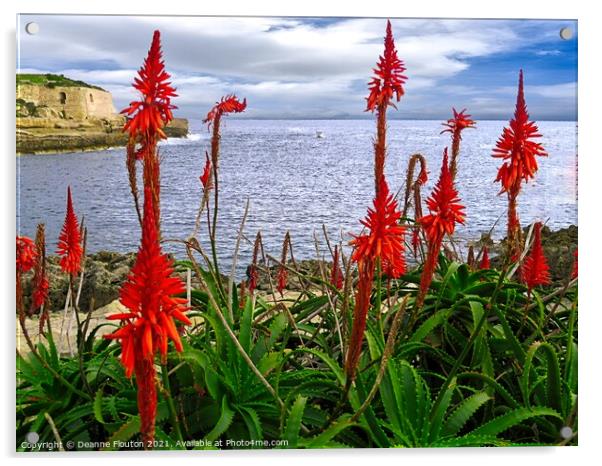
<box><xmin>17</xmin><ymin>84</ymin><xmax>117</xmax><ymax>120</ymax></box>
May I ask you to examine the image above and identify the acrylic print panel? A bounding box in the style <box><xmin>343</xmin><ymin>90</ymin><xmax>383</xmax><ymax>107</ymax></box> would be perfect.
<box><xmin>16</xmin><ymin>14</ymin><xmax>577</xmax><ymax>451</ymax></box>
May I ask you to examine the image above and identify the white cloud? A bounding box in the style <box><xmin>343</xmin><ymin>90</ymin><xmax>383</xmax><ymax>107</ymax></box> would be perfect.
<box><xmin>17</xmin><ymin>15</ymin><xmax>575</xmax><ymax>119</ymax></box>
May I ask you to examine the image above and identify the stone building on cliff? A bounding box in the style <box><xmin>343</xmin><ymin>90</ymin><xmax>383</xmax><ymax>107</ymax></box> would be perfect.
<box><xmin>17</xmin><ymin>74</ymin><xmax>117</xmax><ymax>120</ymax></box>
<box><xmin>16</xmin><ymin>73</ymin><xmax>188</xmax><ymax>154</ymax></box>
<box><xmin>17</xmin><ymin>83</ymin><xmax>116</xmax><ymax>120</ymax></box>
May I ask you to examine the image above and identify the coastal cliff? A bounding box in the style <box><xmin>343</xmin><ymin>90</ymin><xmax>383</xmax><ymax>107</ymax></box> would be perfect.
<box><xmin>16</xmin><ymin>73</ymin><xmax>188</xmax><ymax>154</ymax></box>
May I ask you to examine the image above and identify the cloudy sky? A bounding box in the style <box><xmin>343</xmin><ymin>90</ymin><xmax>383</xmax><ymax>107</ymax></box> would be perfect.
<box><xmin>17</xmin><ymin>15</ymin><xmax>577</xmax><ymax>120</ymax></box>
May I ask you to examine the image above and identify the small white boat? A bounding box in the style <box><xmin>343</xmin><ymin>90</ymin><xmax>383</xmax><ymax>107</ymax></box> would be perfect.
<box><xmin>316</xmin><ymin>131</ymin><xmax>325</xmax><ymax>139</ymax></box>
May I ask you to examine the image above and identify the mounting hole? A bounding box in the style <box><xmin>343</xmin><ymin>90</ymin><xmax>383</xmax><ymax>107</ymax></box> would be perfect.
<box><xmin>560</xmin><ymin>426</ymin><xmax>573</xmax><ymax>439</ymax></box>
<box><xmin>559</xmin><ymin>27</ymin><xmax>573</xmax><ymax>40</ymax></box>
<box><xmin>25</xmin><ymin>22</ymin><xmax>39</xmax><ymax>35</ymax></box>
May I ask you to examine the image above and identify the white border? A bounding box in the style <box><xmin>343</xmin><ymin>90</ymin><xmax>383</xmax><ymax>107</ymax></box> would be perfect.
<box><xmin>3</xmin><ymin>1</ymin><xmax>599</xmax><ymax>465</ymax></box>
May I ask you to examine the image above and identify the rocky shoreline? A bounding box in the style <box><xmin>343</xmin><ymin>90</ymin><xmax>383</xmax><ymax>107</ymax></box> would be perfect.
<box><xmin>16</xmin><ymin>116</ymin><xmax>189</xmax><ymax>155</ymax></box>
<box><xmin>20</xmin><ymin>225</ymin><xmax>577</xmax><ymax>316</ymax></box>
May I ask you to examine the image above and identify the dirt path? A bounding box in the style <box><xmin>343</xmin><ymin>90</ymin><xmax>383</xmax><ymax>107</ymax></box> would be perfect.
<box><xmin>17</xmin><ymin>300</ymin><xmax>126</xmax><ymax>355</ymax></box>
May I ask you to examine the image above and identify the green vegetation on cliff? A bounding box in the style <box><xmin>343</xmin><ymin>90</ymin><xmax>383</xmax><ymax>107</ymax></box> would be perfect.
<box><xmin>16</xmin><ymin>73</ymin><xmax>105</xmax><ymax>91</ymax></box>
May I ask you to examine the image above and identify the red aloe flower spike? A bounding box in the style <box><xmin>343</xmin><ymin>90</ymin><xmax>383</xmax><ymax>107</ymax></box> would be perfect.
<box><xmin>330</xmin><ymin>245</ymin><xmax>344</xmax><ymax>290</ymax></box>
<box><xmin>366</xmin><ymin>20</ymin><xmax>407</xmax><ymax>113</ymax></box>
<box><xmin>276</xmin><ymin>232</ymin><xmax>290</xmax><ymax>295</ymax></box>
<box><xmin>200</xmin><ymin>151</ymin><xmax>212</xmax><ymax>190</ymax></box>
<box><xmin>419</xmin><ymin>149</ymin><xmax>466</xmax><ymax>246</ymax></box>
<box><xmin>350</xmin><ymin>177</ymin><xmax>406</xmax><ymax>278</ymax></box>
<box><xmin>31</xmin><ymin>224</ymin><xmax>49</xmax><ymax>314</ymax></box>
<box><xmin>16</xmin><ymin>236</ymin><xmax>37</xmax><ymax>273</ymax></box>
<box><xmin>104</xmin><ymin>187</ymin><xmax>191</xmax><ymax>446</ymax></box>
<box><xmin>493</xmin><ymin>71</ymin><xmax>547</xmax><ymax>258</ymax></box>
<box><xmin>480</xmin><ymin>246</ymin><xmax>491</xmax><ymax>270</ymax></box>
<box><xmin>248</xmin><ymin>233</ymin><xmax>262</xmax><ymax>294</ymax></box>
<box><xmin>520</xmin><ymin>222</ymin><xmax>551</xmax><ymax>293</ymax></box>
<box><xmin>248</xmin><ymin>267</ymin><xmax>258</xmax><ymax>293</ymax></box>
<box><xmin>276</xmin><ymin>267</ymin><xmax>288</xmax><ymax>296</ymax></box>
<box><xmin>57</xmin><ymin>187</ymin><xmax>83</xmax><ymax>276</ymax></box>
<box><xmin>493</xmin><ymin>70</ymin><xmax>547</xmax><ymax>193</ymax></box>
<box><xmin>467</xmin><ymin>245</ymin><xmax>476</xmax><ymax>269</ymax></box>
<box><xmin>441</xmin><ymin>108</ymin><xmax>476</xmax><ymax>180</ymax></box>
<box><xmin>367</xmin><ymin>20</ymin><xmax>407</xmax><ymax>194</ymax></box>
<box><xmin>416</xmin><ymin>150</ymin><xmax>466</xmax><ymax>307</ymax></box>
<box><xmin>203</xmin><ymin>94</ymin><xmax>247</xmax><ymax>129</ymax></box>
<box><xmin>411</xmin><ymin>227</ymin><xmax>421</xmax><ymax>258</ymax></box>
<box><xmin>122</xmin><ymin>30</ymin><xmax>177</xmax><ymax>142</ymax></box>
<box><xmin>122</xmin><ymin>31</ymin><xmax>177</xmax><ymax>230</ymax></box>
<box><xmin>571</xmin><ymin>248</ymin><xmax>578</xmax><ymax>280</ymax></box>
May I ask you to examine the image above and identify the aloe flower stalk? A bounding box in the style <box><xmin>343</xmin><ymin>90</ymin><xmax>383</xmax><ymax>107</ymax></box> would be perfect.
<box><xmin>346</xmin><ymin>178</ymin><xmax>406</xmax><ymax>382</ymax></box>
<box><xmin>122</xmin><ymin>30</ymin><xmax>177</xmax><ymax>227</ymax></box>
<box><xmin>276</xmin><ymin>232</ymin><xmax>291</xmax><ymax>295</ymax></box>
<box><xmin>330</xmin><ymin>245</ymin><xmax>344</xmax><ymax>290</ymax></box>
<box><xmin>467</xmin><ymin>245</ymin><xmax>476</xmax><ymax>269</ymax></box>
<box><xmin>56</xmin><ymin>187</ymin><xmax>83</xmax><ymax>276</ymax></box>
<box><xmin>366</xmin><ymin>20</ymin><xmax>407</xmax><ymax>193</ymax></box>
<box><xmin>248</xmin><ymin>232</ymin><xmax>262</xmax><ymax>294</ymax></box>
<box><xmin>344</xmin><ymin>259</ymin><xmax>375</xmax><ymax>383</ymax></box>
<box><xmin>402</xmin><ymin>153</ymin><xmax>428</xmax><ymax>217</ymax></box>
<box><xmin>31</xmin><ymin>224</ymin><xmax>49</xmax><ymax>317</ymax></box>
<box><xmin>105</xmin><ymin>188</ymin><xmax>191</xmax><ymax>447</ymax></box>
<box><xmin>203</xmin><ymin>95</ymin><xmax>247</xmax><ymax>272</ymax></box>
<box><xmin>417</xmin><ymin>150</ymin><xmax>465</xmax><ymax>307</ymax></box>
<box><xmin>345</xmin><ymin>20</ymin><xmax>408</xmax><ymax>384</ymax></box>
<box><xmin>441</xmin><ymin>108</ymin><xmax>476</xmax><ymax>180</ymax></box>
<box><xmin>492</xmin><ymin>70</ymin><xmax>547</xmax><ymax>258</ymax></box>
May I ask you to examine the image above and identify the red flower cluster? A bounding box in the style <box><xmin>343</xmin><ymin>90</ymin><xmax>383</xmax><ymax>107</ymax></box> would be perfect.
<box><xmin>330</xmin><ymin>245</ymin><xmax>344</xmax><ymax>290</ymax></box>
<box><xmin>480</xmin><ymin>246</ymin><xmax>490</xmax><ymax>270</ymax></box>
<box><xmin>419</xmin><ymin>149</ymin><xmax>466</xmax><ymax>245</ymax></box>
<box><xmin>276</xmin><ymin>267</ymin><xmax>288</xmax><ymax>295</ymax></box>
<box><xmin>203</xmin><ymin>95</ymin><xmax>247</xmax><ymax>128</ymax></box>
<box><xmin>493</xmin><ymin>70</ymin><xmax>547</xmax><ymax>194</ymax></box>
<box><xmin>106</xmin><ymin>188</ymin><xmax>191</xmax><ymax>377</ymax></box>
<box><xmin>520</xmin><ymin>222</ymin><xmax>551</xmax><ymax>292</ymax></box>
<box><xmin>31</xmin><ymin>224</ymin><xmax>49</xmax><ymax>312</ymax></box>
<box><xmin>122</xmin><ymin>30</ymin><xmax>177</xmax><ymax>143</ymax></box>
<box><xmin>441</xmin><ymin>108</ymin><xmax>476</xmax><ymax>139</ymax></box>
<box><xmin>366</xmin><ymin>20</ymin><xmax>407</xmax><ymax>112</ymax></box>
<box><xmin>56</xmin><ymin>187</ymin><xmax>83</xmax><ymax>276</ymax></box>
<box><xmin>351</xmin><ymin>178</ymin><xmax>406</xmax><ymax>278</ymax></box>
<box><xmin>32</xmin><ymin>275</ymin><xmax>49</xmax><ymax>310</ymax></box>
<box><xmin>416</xmin><ymin>150</ymin><xmax>465</xmax><ymax>307</ymax></box>
<box><xmin>248</xmin><ymin>233</ymin><xmax>262</xmax><ymax>294</ymax></box>
<box><xmin>442</xmin><ymin>108</ymin><xmax>476</xmax><ymax>178</ymax></box>
<box><xmin>16</xmin><ymin>236</ymin><xmax>37</xmax><ymax>273</ymax></box>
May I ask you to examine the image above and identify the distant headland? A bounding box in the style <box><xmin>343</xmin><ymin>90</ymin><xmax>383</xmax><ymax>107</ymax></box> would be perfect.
<box><xmin>16</xmin><ymin>73</ymin><xmax>188</xmax><ymax>155</ymax></box>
